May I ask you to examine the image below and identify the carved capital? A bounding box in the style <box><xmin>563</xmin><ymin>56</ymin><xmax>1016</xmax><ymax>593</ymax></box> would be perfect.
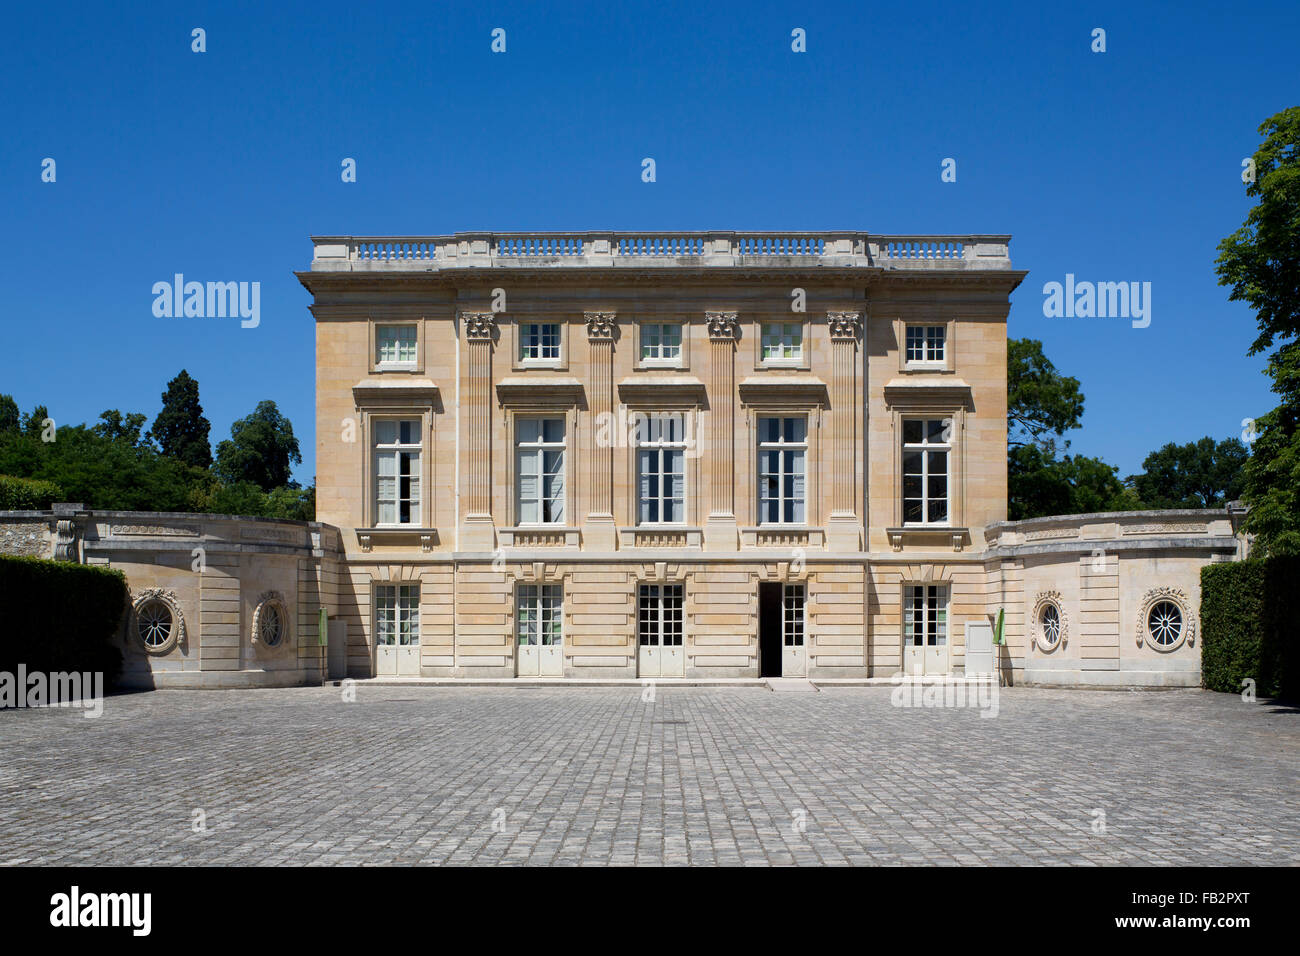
<box><xmin>827</xmin><ymin>311</ymin><xmax>862</xmax><ymax>340</ymax></box>
<box><xmin>462</xmin><ymin>311</ymin><xmax>497</xmax><ymax>341</ymax></box>
<box><xmin>706</xmin><ymin>311</ymin><xmax>739</xmax><ymax>340</ymax></box>
<box><xmin>585</xmin><ymin>311</ymin><xmax>616</xmax><ymax>340</ymax></box>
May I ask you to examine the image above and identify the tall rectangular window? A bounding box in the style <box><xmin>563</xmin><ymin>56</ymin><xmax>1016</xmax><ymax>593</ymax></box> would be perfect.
<box><xmin>376</xmin><ymin>325</ymin><xmax>418</xmax><ymax>365</ymax></box>
<box><xmin>757</xmin><ymin>416</ymin><xmax>806</xmax><ymax>524</ymax></box>
<box><xmin>374</xmin><ymin>419</ymin><xmax>421</xmax><ymax>525</ymax></box>
<box><xmin>761</xmin><ymin>322</ymin><xmax>803</xmax><ymax>362</ymax></box>
<box><xmin>902</xmin><ymin>418</ymin><xmax>950</xmax><ymax>525</ymax></box>
<box><xmin>905</xmin><ymin>325</ymin><xmax>946</xmax><ymax>364</ymax></box>
<box><xmin>517</xmin><ymin>584</ymin><xmax>562</xmax><ymax>647</ymax></box>
<box><xmin>638</xmin><ymin>584</ymin><xmax>684</xmax><ymax>647</ymax></box>
<box><xmin>904</xmin><ymin>585</ymin><xmax>948</xmax><ymax>648</ymax></box>
<box><xmin>641</xmin><ymin>323</ymin><xmax>683</xmax><ymax>363</ymax></box>
<box><xmin>637</xmin><ymin>413</ymin><xmax>686</xmax><ymax>524</ymax></box>
<box><xmin>376</xmin><ymin>584</ymin><xmax>420</xmax><ymax>647</ymax></box>
<box><xmin>519</xmin><ymin>323</ymin><xmax>561</xmax><ymax>361</ymax></box>
<box><xmin>517</xmin><ymin>417</ymin><xmax>566</xmax><ymax>524</ymax></box>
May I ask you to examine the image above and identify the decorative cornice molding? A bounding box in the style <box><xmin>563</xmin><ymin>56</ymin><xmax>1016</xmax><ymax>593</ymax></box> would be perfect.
<box><xmin>706</xmin><ymin>311</ymin><xmax>739</xmax><ymax>340</ymax></box>
<box><xmin>584</xmin><ymin>311</ymin><xmax>616</xmax><ymax>340</ymax></box>
<box><xmin>461</xmin><ymin>311</ymin><xmax>497</xmax><ymax>340</ymax></box>
<box><xmin>827</xmin><ymin>311</ymin><xmax>862</xmax><ymax>340</ymax></box>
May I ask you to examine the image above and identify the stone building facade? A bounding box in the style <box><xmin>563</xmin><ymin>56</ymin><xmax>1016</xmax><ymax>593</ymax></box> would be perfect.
<box><xmin>0</xmin><ymin>232</ymin><xmax>1242</xmax><ymax>687</ymax></box>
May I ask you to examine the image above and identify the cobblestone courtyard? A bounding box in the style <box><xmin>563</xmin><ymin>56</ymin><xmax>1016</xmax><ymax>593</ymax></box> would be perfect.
<box><xmin>1</xmin><ymin>684</ymin><xmax>1296</xmax><ymax>865</ymax></box>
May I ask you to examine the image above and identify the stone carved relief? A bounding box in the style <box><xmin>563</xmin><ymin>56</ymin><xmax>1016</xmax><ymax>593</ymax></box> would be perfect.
<box><xmin>462</xmin><ymin>312</ymin><xmax>497</xmax><ymax>340</ymax></box>
<box><xmin>706</xmin><ymin>311</ymin><xmax>739</xmax><ymax>340</ymax></box>
<box><xmin>584</xmin><ymin>312</ymin><xmax>616</xmax><ymax>340</ymax></box>
<box><xmin>827</xmin><ymin>311</ymin><xmax>862</xmax><ymax>340</ymax></box>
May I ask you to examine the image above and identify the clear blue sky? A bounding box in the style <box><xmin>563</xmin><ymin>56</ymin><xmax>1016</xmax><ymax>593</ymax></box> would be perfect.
<box><xmin>3</xmin><ymin>0</ymin><xmax>1297</xmax><ymax>485</ymax></box>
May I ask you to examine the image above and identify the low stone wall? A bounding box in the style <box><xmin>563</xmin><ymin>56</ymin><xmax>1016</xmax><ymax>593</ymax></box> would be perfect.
<box><xmin>0</xmin><ymin>509</ymin><xmax>342</xmax><ymax>689</ymax></box>
<box><xmin>983</xmin><ymin>510</ymin><xmax>1240</xmax><ymax>688</ymax></box>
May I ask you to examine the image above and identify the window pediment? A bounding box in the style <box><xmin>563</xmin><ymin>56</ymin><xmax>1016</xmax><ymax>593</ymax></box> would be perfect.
<box><xmin>738</xmin><ymin>375</ymin><xmax>828</xmax><ymax>406</ymax></box>
<box><xmin>883</xmin><ymin>377</ymin><xmax>972</xmax><ymax>409</ymax></box>
<box><xmin>617</xmin><ymin>375</ymin><xmax>705</xmax><ymax>406</ymax></box>
<box><xmin>352</xmin><ymin>378</ymin><xmax>440</xmax><ymax>408</ymax></box>
<box><xmin>496</xmin><ymin>376</ymin><xmax>585</xmax><ymax>408</ymax></box>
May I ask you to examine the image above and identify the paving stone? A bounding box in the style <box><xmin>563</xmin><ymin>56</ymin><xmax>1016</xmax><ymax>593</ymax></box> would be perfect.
<box><xmin>0</xmin><ymin>685</ymin><xmax>1295</xmax><ymax>865</ymax></box>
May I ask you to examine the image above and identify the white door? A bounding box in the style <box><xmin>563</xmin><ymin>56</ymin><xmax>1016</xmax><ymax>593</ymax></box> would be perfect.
<box><xmin>781</xmin><ymin>584</ymin><xmax>807</xmax><ymax>677</ymax></box>
<box><xmin>903</xmin><ymin>584</ymin><xmax>950</xmax><ymax>676</ymax></box>
<box><xmin>965</xmin><ymin>621</ymin><xmax>994</xmax><ymax>677</ymax></box>
<box><xmin>517</xmin><ymin>584</ymin><xmax>563</xmax><ymax>678</ymax></box>
<box><xmin>376</xmin><ymin>584</ymin><xmax>421</xmax><ymax>677</ymax></box>
<box><xmin>638</xmin><ymin>584</ymin><xmax>684</xmax><ymax>678</ymax></box>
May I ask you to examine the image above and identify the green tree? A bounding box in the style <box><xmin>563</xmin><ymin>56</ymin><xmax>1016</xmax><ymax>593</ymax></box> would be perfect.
<box><xmin>92</xmin><ymin>410</ymin><xmax>149</xmax><ymax>447</ymax></box>
<box><xmin>1216</xmin><ymin>107</ymin><xmax>1300</xmax><ymax>555</ymax></box>
<box><xmin>0</xmin><ymin>395</ymin><xmax>19</xmax><ymax>433</ymax></box>
<box><xmin>1128</xmin><ymin>436</ymin><xmax>1249</xmax><ymax>509</ymax></box>
<box><xmin>1007</xmin><ymin>338</ymin><xmax>1085</xmax><ymax>451</ymax></box>
<box><xmin>212</xmin><ymin>400</ymin><xmax>302</xmax><ymax>491</ymax></box>
<box><xmin>21</xmin><ymin>405</ymin><xmax>50</xmax><ymax>438</ymax></box>
<box><xmin>1008</xmin><ymin>444</ymin><xmax>1133</xmax><ymax>520</ymax></box>
<box><xmin>149</xmin><ymin>369</ymin><xmax>212</xmax><ymax>469</ymax></box>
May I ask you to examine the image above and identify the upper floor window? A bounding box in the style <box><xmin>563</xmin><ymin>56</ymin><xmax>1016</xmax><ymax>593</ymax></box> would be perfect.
<box><xmin>517</xmin><ymin>417</ymin><xmax>566</xmax><ymax>524</ymax></box>
<box><xmin>641</xmin><ymin>323</ymin><xmax>683</xmax><ymax>364</ymax></box>
<box><xmin>905</xmin><ymin>325</ymin><xmax>946</xmax><ymax>365</ymax></box>
<box><xmin>376</xmin><ymin>324</ymin><xmax>418</xmax><ymax>366</ymax></box>
<box><xmin>757</xmin><ymin>416</ymin><xmax>806</xmax><ymax>524</ymax></box>
<box><xmin>519</xmin><ymin>323</ymin><xmax>561</xmax><ymax>362</ymax></box>
<box><xmin>637</xmin><ymin>413</ymin><xmax>687</xmax><ymax>524</ymax></box>
<box><xmin>902</xmin><ymin>418</ymin><xmax>949</xmax><ymax>525</ymax></box>
<box><xmin>761</xmin><ymin>323</ymin><xmax>803</xmax><ymax>363</ymax></box>
<box><xmin>374</xmin><ymin>419</ymin><xmax>421</xmax><ymax>525</ymax></box>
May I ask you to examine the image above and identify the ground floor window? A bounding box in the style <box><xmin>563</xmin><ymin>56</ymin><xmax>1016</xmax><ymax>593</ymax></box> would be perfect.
<box><xmin>638</xmin><ymin>584</ymin><xmax>683</xmax><ymax>647</ymax></box>
<box><xmin>904</xmin><ymin>584</ymin><xmax>947</xmax><ymax>648</ymax></box>
<box><xmin>517</xmin><ymin>584</ymin><xmax>563</xmax><ymax>646</ymax></box>
<box><xmin>376</xmin><ymin>584</ymin><xmax>420</xmax><ymax>646</ymax></box>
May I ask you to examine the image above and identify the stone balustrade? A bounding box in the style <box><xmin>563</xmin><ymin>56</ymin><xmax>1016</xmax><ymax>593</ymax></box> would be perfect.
<box><xmin>309</xmin><ymin>232</ymin><xmax>1014</xmax><ymax>272</ymax></box>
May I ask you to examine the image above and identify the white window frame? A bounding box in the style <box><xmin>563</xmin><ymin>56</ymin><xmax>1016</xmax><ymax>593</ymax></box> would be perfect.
<box><xmin>373</xmin><ymin>418</ymin><xmax>422</xmax><ymax>526</ymax></box>
<box><xmin>516</xmin><ymin>417</ymin><xmax>566</xmax><ymax>525</ymax></box>
<box><xmin>375</xmin><ymin>323</ymin><xmax>419</xmax><ymax>368</ymax></box>
<box><xmin>376</xmin><ymin>584</ymin><xmax>420</xmax><ymax>647</ymax></box>
<box><xmin>760</xmin><ymin>322</ymin><xmax>804</xmax><ymax>364</ymax></box>
<box><xmin>638</xmin><ymin>583</ymin><xmax>684</xmax><ymax>648</ymax></box>
<box><xmin>519</xmin><ymin>322</ymin><xmax>562</xmax><ymax>363</ymax></box>
<box><xmin>757</xmin><ymin>415</ymin><xmax>807</xmax><ymax>525</ymax></box>
<box><xmin>640</xmin><ymin>322</ymin><xmax>683</xmax><ymax>365</ymax></box>
<box><xmin>517</xmin><ymin>584</ymin><xmax>563</xmax><ymax>647</ymax></box>
<box><xmin>902</xmin><ymin>417</ymin><xmax>950</xmax><ymax>526</ymax></box>
<box><xmin>636</xmin><ymin>413</ymin><xmax>687</xmax><ymax>525</ymax></box>
<box><xmin>904</xmin><ymin>324</ymin><xmax>946</xmax><ymax>366</ymax></box>
<box><xmin>783</xmin><ymin>584</ymin><xmax>805</xmax><ymax>647</ymax></box>
<box><xmin>903</xmin><ymin>584</ymin><xmax>948</xmax><ymax>649</ymax></box>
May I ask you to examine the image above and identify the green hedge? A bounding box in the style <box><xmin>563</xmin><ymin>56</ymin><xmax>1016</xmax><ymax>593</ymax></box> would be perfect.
<box><xmin>0</xmin><ymin>555</ymin><xmax>126</xmax><ymax>687</ymax></box>
<box><xmin>1201</xmin><ymin>556</ymin><xmax>1299</xmax><ymax>700</ymax></box>
<box><xmin>0</xmin><ymin>474</ymin><xmax>64</xmax><ymax>510</ymax></box>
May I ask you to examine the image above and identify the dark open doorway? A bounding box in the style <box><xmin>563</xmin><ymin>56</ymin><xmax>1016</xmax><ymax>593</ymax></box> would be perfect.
<box><xmin>759</xmin><ymin>582</ymin><xmax>783</xmax><ymax>677</ymax></box>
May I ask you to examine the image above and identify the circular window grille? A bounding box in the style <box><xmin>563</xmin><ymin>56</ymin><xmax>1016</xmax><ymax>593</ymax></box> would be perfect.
<box><xmin>1039</xmin><ymin>603</ymin><xmax>1062</xmax><ymax>649</ymax></box>
<box><xmin>259</xmin><ymin>604</ymin><xmax>283</xmax><ymax>647</ymax></box>
<box><xmin>1136</xmin><ymin>588</ymin><xmax>1194</xmax><ymax>651</ymax></box>
<box><xmin>251</xmin><ymin>592</ymin><xmax>290</xmax><ymax>650</ymax></box>
<box><xmin>138</xmin><ymin>601</ymin><xmax>172</xmax><ymax>649</ymax></box>
<box><xmin>1147</xmin><ymin>601</ymin><xmax>1183</xmax><ymax>648</ymax></box>
<box><xmin>1031</xmin><ymin>591</ymin><xmax>1067</xmax><ymax>652</ymax></box>
<box><xmin>131</xmin><ymin>589</ymin><xmax>185</xmax><ymax>655</ymax></box>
